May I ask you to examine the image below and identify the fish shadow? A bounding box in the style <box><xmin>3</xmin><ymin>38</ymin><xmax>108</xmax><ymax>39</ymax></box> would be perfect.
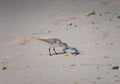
<box><xmin>51</xmin><ymin>52</ymin><xmax>80</xmax><ymax>56</ymax></box>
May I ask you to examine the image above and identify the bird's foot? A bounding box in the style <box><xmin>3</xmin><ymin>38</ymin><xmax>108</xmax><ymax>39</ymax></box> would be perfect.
<box><xmin>55</xmin><ymin>53</ymin><xmax>58</xmax><ymax>55</ymax></box>
<box><xmin>49</xmin><ymin>54</ymin><xmax>52</xmax><ymax>56</ymax></box>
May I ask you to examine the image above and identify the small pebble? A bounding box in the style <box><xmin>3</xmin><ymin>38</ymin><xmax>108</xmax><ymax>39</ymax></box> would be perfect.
<box><xmin>70</xmin><ymin>64</ymin><xmax>76</xmax><ymax>67</ymax></box>
<box><xmin>97</xmin><ymin>77</ymin><xmax>101</xmax><ymax>80</ymax></box>
<box><xmin>117</xmin><ymin>16</ymin><xmax>120</xmax><ymax>18</ymax></box>
<box><xmin>69</xmin><ymin>23</ymin><xmax>72</xmax><ymax>26</ymax></box>
<box><xmin>2</xmin><ymin>67</ymin><xmax>7</xmax><ymax>70</ymax></box>
<box><xmin>74</xmin><ymin>25</ymin><xmax>77</xmax><ymax>27</ymax></box>
<box><xmin>112</xmin><ymin>66</ymin><xmax>119</xmax><ymax>70</ymax></box>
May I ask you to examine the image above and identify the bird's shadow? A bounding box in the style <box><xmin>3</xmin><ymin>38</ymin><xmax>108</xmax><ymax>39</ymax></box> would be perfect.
<box><xmin>51</xmin><ymin>52</ymin><xmax>80</xmax><ymax>56</ymax></box>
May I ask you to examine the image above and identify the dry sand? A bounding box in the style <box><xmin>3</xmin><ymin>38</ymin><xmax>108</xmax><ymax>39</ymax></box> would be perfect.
<box><xmin>0</xmin><ymin>0</ymin><xmax>120</xmax><ymax>84</ymax></box>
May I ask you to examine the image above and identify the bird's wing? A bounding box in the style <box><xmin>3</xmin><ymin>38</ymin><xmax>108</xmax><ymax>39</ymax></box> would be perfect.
<box><xmin>38</xmin><ymin>38</ymin><xmax>62</xmax><ymax>45</ymax></box>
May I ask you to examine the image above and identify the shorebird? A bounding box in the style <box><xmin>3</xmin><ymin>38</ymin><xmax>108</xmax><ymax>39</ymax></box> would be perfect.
<box><xmin>33</xmin><ymin>37</ymin><xmax>68</xmax><ymax>56</ymax></box>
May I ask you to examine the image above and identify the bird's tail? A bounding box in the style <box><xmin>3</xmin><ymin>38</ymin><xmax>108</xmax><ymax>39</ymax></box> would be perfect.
<box><xmin>38</xmin><ymin>38</ymin><xmax>48</xmax><ymax>42</ymax></box>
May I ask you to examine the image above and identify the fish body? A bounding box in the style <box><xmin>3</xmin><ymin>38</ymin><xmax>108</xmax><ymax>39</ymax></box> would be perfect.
<box><xmin>64</xmin><ymin>47</ymin><xmax>79</xmax><ymax>54</ymax></box>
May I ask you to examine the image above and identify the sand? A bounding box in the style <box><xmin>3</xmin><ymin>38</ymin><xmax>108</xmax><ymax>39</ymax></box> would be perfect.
<box><xmin>0</xmin><ymin>0</ymin><xmax>120</xmax><ymax>84</ymax></box>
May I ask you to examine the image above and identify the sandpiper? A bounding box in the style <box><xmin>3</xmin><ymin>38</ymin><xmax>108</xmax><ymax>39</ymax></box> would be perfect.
<box><xmin>32</xmin><ymin>37</ymin><xmax>68</xmax><ymax>56</ymax></box>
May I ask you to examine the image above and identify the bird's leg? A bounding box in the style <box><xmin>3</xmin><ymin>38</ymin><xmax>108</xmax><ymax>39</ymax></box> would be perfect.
<box><xmin>49</xmin><ymin>47</ymin><xmax>52</xmax><ymax>56</ymax></box>
<box><xmin>53</xmin><ymin>48</ymin><xmax>57</xmax><ymax>55</ymax></box>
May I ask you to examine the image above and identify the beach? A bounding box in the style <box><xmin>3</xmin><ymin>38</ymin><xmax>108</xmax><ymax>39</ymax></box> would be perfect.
<box><xmin>0</xmin><ymin>0</ymin><xmax>120</xmax><ymax>84</ymax></box>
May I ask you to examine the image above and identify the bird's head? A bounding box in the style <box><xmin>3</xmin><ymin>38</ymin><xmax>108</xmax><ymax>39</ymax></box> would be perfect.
<box><xmin>62</xmin><ymin>43</ymin><xmax>68</xmax><ymax>48</ymax></box>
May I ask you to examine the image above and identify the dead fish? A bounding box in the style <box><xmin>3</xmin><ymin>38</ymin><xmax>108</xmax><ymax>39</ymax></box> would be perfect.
<box><xmin>64</xmin><ymin>47</ymin><xmax>79</xmax><ymax>55</ymax></box>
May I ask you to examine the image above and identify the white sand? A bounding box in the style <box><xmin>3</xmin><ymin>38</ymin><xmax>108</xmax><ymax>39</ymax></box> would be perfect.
<box><xmin>0</xmin><ymin>0</ymin><xmax>120</xmax><ymax>84</ymax></box>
